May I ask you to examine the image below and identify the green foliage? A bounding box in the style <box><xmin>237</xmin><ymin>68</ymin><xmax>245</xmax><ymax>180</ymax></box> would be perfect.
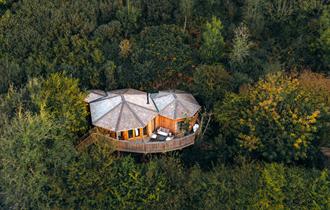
<box><xmin>215</xmin><ymin>72</ymin><xmax>329</xmax><ymax>163</ymax></box>
<box><xmin>94</xmin><ymin>20</ymin><xmax>123</xmax><ymax>40</ymax></box>
<box><xmin>298</xmin><ymin>71</ymin><xmax>330</xmax><ymax>147</ymax></box>
<box><xmin>101</xmin><ymin>60</ymin><xmax>118</xmax><ymax>90</ymax></box>
<box><xmin>230</xmin><ymin>24</ymin><xmax>253</xmax><ymax>67</ymax></box>
<box><xmin>256</xmin><ymin>163</ymin><xmax>286</xmax><ymax>209</ymax></box>
<box><xmin>183</xmin><ymin>162</ymin><xmax>260</xmax><ymax>209</ymax></box>
<box><xmin>182</xmin><ymin>161</ymin><xmax>330</xmax><ymax>209</ymax></box>
<box><xmin>320</xmin><ymin>5</ymin><xmax>330</xmax><ymax>70</ymax></box>
<box><xmin>179</xmin><ymin>0</ymin><xmax>194</xmax><ymax>31</ymax></box>
<box><xmin>140</xmin><ymin>0</ymin><xmax>179</xmax><ymax>25</ymax></box>
<box><xmin>0</xmin><ymin>0</ymin><xmax>111</xmax><ymax>88</ymax></box>
<box><xmin>0</xmin><ymin>56</ymin><xmax>23</xmax><ymax>94</ymax></box>
<box><xmin>193</xmin><ymin>64</ymin><xmax>232</xmax><ymax>108</ymax></box>
<box><xmin>116</xmin><ymin>0</ymin><xmax>141</xmax><ymax>37</ymax></box>
<box><xmin>0</xmin><ymin>113</ymin><xmax>76</xmax><ymax>209</ymax></box>
<box><xmin>199</xmin><ymin>16</ymin><xmax>225</xmax><ymax>64</ymax></box>
<box><xmin>242</xmin><ymin>0</ymin><xmax>326</xmax><ymax>71</ymax></box>
<box><xmin>0</xmin><ymin>0</ymin><xmax>330</xmax><ymax>208</ymax></box>
<box><xmin>0</xmin><ymin>85</ymin><xmax>37</xmax><ymax>123</ymax></box>
<box><xmin>66</xmin><ymin>146</ymin><xmax>175</xmax><ymax>209</ymax></box>
<box><xmin>29</xmin><ymin>73</ymin><xmax>88</xmax><ymax>136</ymax></box>
<box><xmin>119</xmin><ymin>24</ymin><xmax>193</xmax><ymax>89</ymax></box>
<box><xmin>255</xmin><ymin>163</ymin><xmax>330</xmax><ymax>209</ymax></box>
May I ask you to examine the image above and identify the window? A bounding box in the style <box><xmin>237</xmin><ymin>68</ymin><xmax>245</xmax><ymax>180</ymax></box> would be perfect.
<box><xmin>135</xmin><ymin>128</ymin><xmax>140</xmax><ymax>137</ymax></box>
<box><xmin>143</xmin><ymin>126</ymin><xmax>147</xmax><ymax>136</ymax></box>
<box><xmin>118</xmin><ymin>132</ymin><xmax>123</xmax><ymax>140</ymax></box>
<box><xmin>128</xmin><ymin>130</ymin><xmax>134</xmax><ymax>138</ymax></box>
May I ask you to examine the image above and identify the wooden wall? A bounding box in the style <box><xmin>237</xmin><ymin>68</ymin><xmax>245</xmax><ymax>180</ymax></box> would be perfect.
<box><xmin>157</xmin><ymin>113</ymin><xmax>199</xmax><ymax>135</ymax></box>
<box><xmin>95</xmin><ymin>113</ymin><xmax>199</xmax><ymax>140</ymax></box>
<box><xmin>158</xmin><ymin>115</ymin><xmax>177</xmax><ymax>134</ymax></box>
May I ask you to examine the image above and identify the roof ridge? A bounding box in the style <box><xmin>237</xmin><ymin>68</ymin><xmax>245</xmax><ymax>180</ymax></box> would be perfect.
<box><xmin>125</xmin><ymin>102</ymin><xmax>144</xmax><ymax>127</ymax></box>
<box><xmin>115</xmin><ymin>103</ymin><xmax>124</xmax><ymax>131</ymax></box>
<box><xmin>174</xmin><ymin>100</ymin><xmax>178</xmax><ymax>119</ymax></box>
<box><xmin>158</xmin><ymin>98</ymin><xmax>175</xmax><ymax>112</ymax></box>
<box><xmin>126</xmin><ymin>101</ymin><xmax>157</xmax><ymax>113</ymax></box>
<box><xmin>178</xmin><ymin>97</ymin><xmax>201</xmax><ymax>108</ymax></box>
<box><xmin>89</xmin><ymin>94</ymin><xmax>119</xmax><ymax>104</ymax></box>
<box><xmin>90</xmin><ymin>90</ymin><xmax>107</xmax><ymax>96</ymax></box>
<box><xmin>176</xmin><ymin>99</ymin><xmax>191</xmax><ymax>116</ymax></box>
<box><xmin>150</xmin><ymin>95</ymin><xmax>159</xmax><ymax>112</ymax></box>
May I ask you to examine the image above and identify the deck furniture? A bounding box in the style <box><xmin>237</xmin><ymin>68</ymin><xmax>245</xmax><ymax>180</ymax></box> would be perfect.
<box><xmin>166</xmin><ymin>136</ymin><xmax>174</xmax><ymax>141</ymax></box>
<box><xmin>156</xmin><ymin>134</ymin><xmax>167</xmax><ymax>141</ymax></box>
<box><xmin>157</xmin><ymin>127</ymin><xmax>170</xmax><ymax>137</ymax></box>
<box><xmin>193</xmin><ymin>124</ymin><xmax>199</xmax><ymax>133</ymax></box>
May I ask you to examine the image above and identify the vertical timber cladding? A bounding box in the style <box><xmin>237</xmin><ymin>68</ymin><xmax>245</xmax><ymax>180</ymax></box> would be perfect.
<box><xmin>158</xmin><ymin>115</ymin><xmax>177</xmax><ymax>134</ymax></box>
<box><xmin>157</xmin><ymin>113</ymin><xmax>199</xmax><ymax>135</ymax></box>
<box><xmin>97</xmin><ymin>112</ymin><xmax>199</xmax><ymax>140</ymax></box>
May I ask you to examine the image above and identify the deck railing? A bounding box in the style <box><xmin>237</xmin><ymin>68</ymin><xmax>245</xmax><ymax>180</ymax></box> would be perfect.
<box><xmin>77</xmin><ymin>131</ymin><xmax>198</xmax><ymax>153</ymax></box>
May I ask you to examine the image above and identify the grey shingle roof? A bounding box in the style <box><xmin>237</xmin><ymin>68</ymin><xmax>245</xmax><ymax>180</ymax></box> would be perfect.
<box><xmin>151</xmin><ymin>90</ymin><xmax>201</xmax><ymax>120</ymax></box>
<box><xmin>86</xmin><ymin>89</ymin><xmax>158</xmax><ymax>132</ymax></box>
<box><xmin>84</xmin><ymin>90</ymin><xmax>107</xmax><ymax>103</ymax></box>
<box><xmin>85</xmin><ymin>89</ymin><xmax>201</xmax><ymax>131</ymax></box>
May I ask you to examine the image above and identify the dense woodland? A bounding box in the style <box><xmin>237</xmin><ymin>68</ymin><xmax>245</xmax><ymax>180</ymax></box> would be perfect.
<box><xmin>0</xmin><ymin>0</ymin><xmax>330</xmax><ymax>209</ymax></box>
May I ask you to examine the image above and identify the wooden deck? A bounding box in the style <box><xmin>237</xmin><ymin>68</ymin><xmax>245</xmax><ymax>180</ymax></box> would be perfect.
<box><xmin>77</xmin><ymin>131</ymin><xmax>198</xmax><ymax>153</ymax></box>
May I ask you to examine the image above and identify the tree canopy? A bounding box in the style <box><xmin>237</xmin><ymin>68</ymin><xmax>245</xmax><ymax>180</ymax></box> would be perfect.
<box><xmin>0</xmin><ymin>0</ymin><xmax>329</xmax><ymax>208</ymax></box>
<box><xmin>215</xmin><ymin>72</ymin><xmax>329</xmax><ymax>163</ymax></box>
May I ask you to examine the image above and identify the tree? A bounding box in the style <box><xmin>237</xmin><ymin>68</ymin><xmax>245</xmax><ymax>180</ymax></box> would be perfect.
<box><xmin>193</xmin><ymin>64</ymin><xmax>232</xmax><ymax>108</ymax></box>
<box><xmin>298</xmin><ymin>71</ymin><xmax>330</xmax><ymax>146</ymax></box>
<box><xmin>242</xmin><ymin>0</ymin><xmax>327</xmax><ymax>71</ymax></box>
<box><xmin>66</xmin><ymin>145</ymin><xmax>170</xmax><ymax>209</ymax></box>
<box><xmin>215</xmin><ymin>72</ymin><xmax>329</xmax><ymax>163</ymax></box>
<box><xmin>116</xmin><ymin>0</ymin><xmax>141</xmax><ymax>37</ymax></box>
<box><xmin>29</xmin><ymin>73</ymin><xmax>88</xmax><ymax>136</ymax></box>
<box><xmin>119</xmin><ymin>24</ymin><xmax>193</xmax><ymax>89</ymax></box>
<box><xmin>0</xmin><ymin>56</ymin><xmax>23</xmax><ymax>94</ymax></box>
<box><xmin>255</xmin><ymin>163</ymin><xmax>330</xmax><ymax>209</ymax></box>
<box><xmin>320</xmin><ymin>5</ymin><xmax>330</xmax><ymax>71</ymax></box>
<box><xmin>199</xmin><ymin>16</ymin><xmax>225</xmax><ymax>64</ymax></box>
<box><xmin>119</xmin><ymin>39</ymin><xmax>132</xmax><ymax>58</ymax></box>
<box><xmin>0</xmin><ymin>112</ymin><xmax>76</xmax><ymax>209</ymax></box>
<box><xmin>0</xmin><ymin>0</ymin><xmax>110</xmax><ymax>88</ymax></box>
<box><xmin>229</xmin><ymin>24</ymin><xmax>253</xmax><ymax>67</ymax></box>
<box><xmin>101</xmin><ymin>60</ymin><xmax>118</xmax><ymax>90</ymax></box>
<box><xmin>179</xmin><ymin>0</ymin><xmax>194</xmax><ymax>31</ymax></box>
<box><xmin>140</xmin><ymin>0</ymin><xmax>179</xmax><ymax>25</ymax></box>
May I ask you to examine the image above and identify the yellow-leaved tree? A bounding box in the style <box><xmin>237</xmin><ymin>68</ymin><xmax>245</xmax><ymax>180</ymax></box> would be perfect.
<box><xmin>29</xmin><ymin>73</ymin><xmax>89</xmax><ymax>137</ymax></box>
<box><xmin>215</xmin><ymin>72</ymin><xmax>329</xmax><ymax>163</ymax></box>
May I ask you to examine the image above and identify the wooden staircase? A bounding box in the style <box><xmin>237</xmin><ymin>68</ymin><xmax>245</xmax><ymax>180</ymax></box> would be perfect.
<box><xmin>76</xmin><ymin>128</ymin><xmax>98</xmax><ymax>151</ymax></box>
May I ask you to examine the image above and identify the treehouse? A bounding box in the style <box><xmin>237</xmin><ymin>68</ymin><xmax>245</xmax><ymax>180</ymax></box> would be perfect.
<box><xmin>80</xmin><ymin>89</ymin><xmax>201</xmax><ymax>153</ymax></box>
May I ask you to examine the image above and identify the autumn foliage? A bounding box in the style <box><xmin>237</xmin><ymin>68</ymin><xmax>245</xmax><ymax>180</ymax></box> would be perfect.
<box><xmin>215</xmin><ymin>72</ymin><xmax>329</xmax><ymax>163</ymax></box>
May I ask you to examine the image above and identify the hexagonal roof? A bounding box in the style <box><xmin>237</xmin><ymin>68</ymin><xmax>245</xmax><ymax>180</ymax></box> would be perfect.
<box><xmin>86</xmin><ymin>89</ymin><xmax>158</xmax><ymax>132</ymax></box>
<box><xmin>151</xmin><ymin>90</ymin><xmax>201</xmax><ymax>120</ymax></box>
